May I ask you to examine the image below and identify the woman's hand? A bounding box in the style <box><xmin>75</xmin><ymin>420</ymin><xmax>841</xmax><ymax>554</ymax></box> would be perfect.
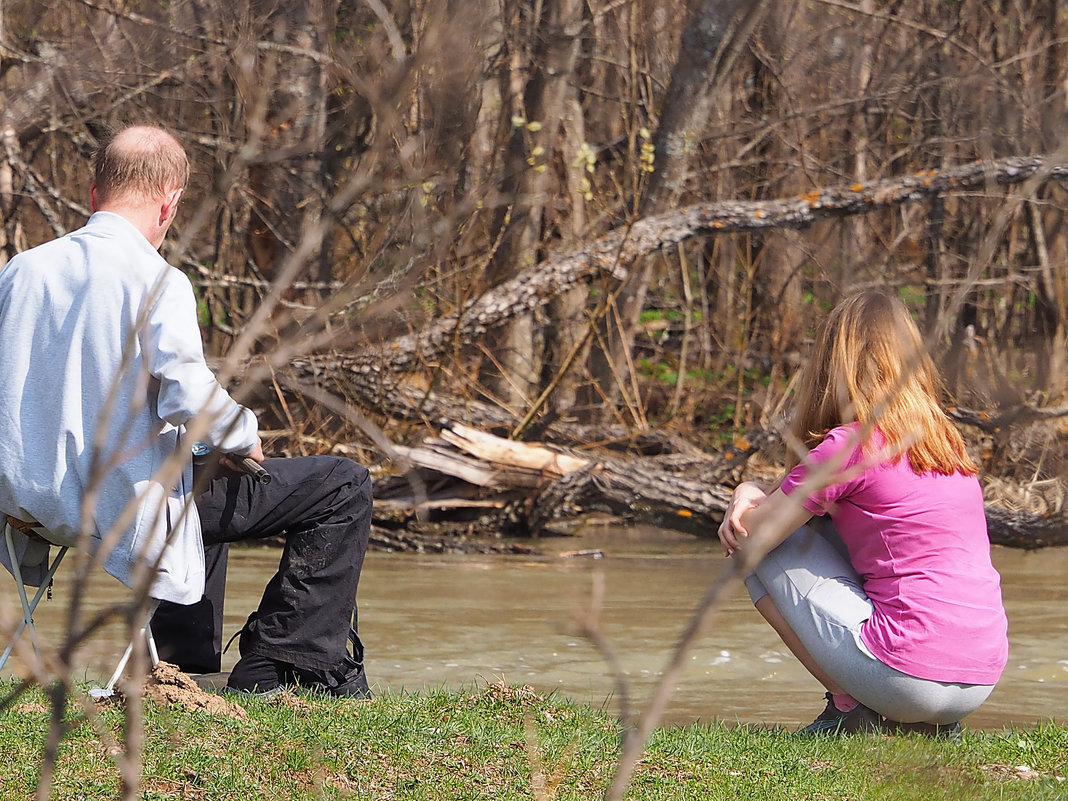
<box><xmin>717</xmin><ymin>481</ymin><xmax>768</xmax><ymax>556</ymax></box>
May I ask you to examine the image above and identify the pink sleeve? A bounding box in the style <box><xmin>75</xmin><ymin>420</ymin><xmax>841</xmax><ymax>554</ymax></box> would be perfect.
<box><xmin>779</xmin><ymin>426</ymin><xmax>866</xmax><ymax>515</ymax></box>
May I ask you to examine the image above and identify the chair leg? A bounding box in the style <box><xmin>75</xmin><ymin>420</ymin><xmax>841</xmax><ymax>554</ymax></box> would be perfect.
<box><xmin>5</xmin><ymin>522</ymin><xmax>161</xmax><ymax>693</ymax></box>
<box><xmin>1</xmin><ymin>523</ymin><xmax>67</xmax><ymax>672</ymax></box>
<box><xmin>103</xmin><ymin>599</ymin><xmax>161</xmax><ymax>693</ymax></box>
<box><xmin>146</xmin><ymin>616</ymin><xmax>159</xmax><ymax>666</ymax></box>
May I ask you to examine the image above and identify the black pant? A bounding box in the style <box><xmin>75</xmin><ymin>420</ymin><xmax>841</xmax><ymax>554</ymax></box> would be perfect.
<box><xmin>151</xmin><ymin>455</ymin><xmax>372</xmax><ymax>674</ymax></box>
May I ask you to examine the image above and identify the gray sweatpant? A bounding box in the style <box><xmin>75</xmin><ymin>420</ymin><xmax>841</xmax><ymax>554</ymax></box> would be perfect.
<box><xmin>744</xmin><ymin>521</ymin><xmax>995</xmax><ymax>724</ymax></box>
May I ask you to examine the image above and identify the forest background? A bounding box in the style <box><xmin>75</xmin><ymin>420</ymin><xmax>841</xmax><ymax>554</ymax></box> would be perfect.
<box><xmin>2</xmin><ymin>0</ymin><xmax>1068</xmax><ymax>548</ymax></box>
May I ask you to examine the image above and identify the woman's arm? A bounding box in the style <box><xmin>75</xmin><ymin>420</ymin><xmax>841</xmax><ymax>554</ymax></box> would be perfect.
<box><xmin>717</xmin><ymin>481</ymin><xmax>769</xmax><ymax>556</ymax></box>
<box><xmin>718</xmin><ymin>483</ymin><xmax>813</xmax><ymax>557</ymax></box>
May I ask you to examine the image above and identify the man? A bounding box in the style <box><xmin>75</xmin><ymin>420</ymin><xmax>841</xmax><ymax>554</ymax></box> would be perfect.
<box><xmin>0</xmin><ymin>125</ymin><xmax>372</xmax><ymax>697</ymax></box>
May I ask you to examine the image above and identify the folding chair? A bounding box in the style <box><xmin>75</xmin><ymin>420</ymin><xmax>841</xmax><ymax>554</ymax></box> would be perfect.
<box><xmin>1</xmin><ymin>514</ymin><xmax>159</xmax><ymax>694</ymax></box>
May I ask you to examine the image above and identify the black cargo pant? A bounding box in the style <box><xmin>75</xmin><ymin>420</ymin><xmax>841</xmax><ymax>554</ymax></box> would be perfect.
<box><xmin>150</xmin><ymin>455</ymin><xmax>371</xmax><ymax>674</ymax></box>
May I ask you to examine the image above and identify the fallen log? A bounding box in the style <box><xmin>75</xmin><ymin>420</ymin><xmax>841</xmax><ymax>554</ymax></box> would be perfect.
<box><xmin>985</xmin><ymin>507</ymin><xmax>1068</xmax><ymax>549</ymax></box>
<box><xmin>281</xmin><ymin>357</ymin><xmax>1068</xmax><ymax>548</ymax></box>
<box><xmin>287</xmin><ymin>340</ymin><xmax>1068</xmax><ymax>551</ymax></box>
<box><xmin>948</xmin><ymin>404</ymin><xmax>1068</xmax><ymax>433</ymax></box>
<box><xmin>381</xmin><ymin>423</ymin><xmax>740</xmax><ymax>536</ymax></box>
<box><xmin>376</xmin><ymin>423</ymin><xmax>1068</xmax><ymax>548</ymax></box>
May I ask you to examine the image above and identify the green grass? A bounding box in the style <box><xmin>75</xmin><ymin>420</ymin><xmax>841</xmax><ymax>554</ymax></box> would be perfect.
<box><xmin>1</xmin><ymin>680</ymin><xmax>1065</xmax><ymax>800</ymax></box>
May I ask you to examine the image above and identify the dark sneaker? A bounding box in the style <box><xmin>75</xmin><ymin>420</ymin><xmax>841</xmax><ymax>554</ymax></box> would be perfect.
<box><xmin>225</xmin><ymin>652</ymin><xmax>291</xmax><ymax>698</ymax></box>
<box><xmin>292</xmin><ymin>628</ymin><xmax>372</xmax><ymax>699</ymax></box>
<box><xmin>838</xmin><ymin>703</ymin><xmax>882</xmax><ymax>734</ymax></box>
<box><xmin>799</xmin><ymin>692</ymin><xmax>882</xmax><ymax>735</ymax></box>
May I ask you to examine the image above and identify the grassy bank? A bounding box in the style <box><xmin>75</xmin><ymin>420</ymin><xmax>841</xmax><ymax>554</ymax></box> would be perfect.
<box><xmin>1</xmin><ymin>680</ymin><xmax>1065</xmax><ymax>800</ymax></box>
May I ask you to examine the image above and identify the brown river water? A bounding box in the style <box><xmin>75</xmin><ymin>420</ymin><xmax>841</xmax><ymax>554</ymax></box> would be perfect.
<box><xmin>3</xmin><ymin>525</ymin><xmax>1065</xmax><ymax>730</ymax></box>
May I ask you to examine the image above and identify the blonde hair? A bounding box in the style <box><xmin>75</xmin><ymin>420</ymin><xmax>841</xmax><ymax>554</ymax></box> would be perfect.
<box><xmin>92</xmin><ymin>125</ymin><xmax>189</xmax><ymax>204</ymax></box>
<box><xmin>787</xmin><ymin>290</ymin><xmax>977</xmax><ymax>476</ymax></box>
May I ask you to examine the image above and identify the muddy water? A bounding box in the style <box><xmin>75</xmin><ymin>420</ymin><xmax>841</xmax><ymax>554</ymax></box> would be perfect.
<box><xmin>3</xmin><ymin>526</ymin><xmax>1066</xmax><ymax>730</ymax></box>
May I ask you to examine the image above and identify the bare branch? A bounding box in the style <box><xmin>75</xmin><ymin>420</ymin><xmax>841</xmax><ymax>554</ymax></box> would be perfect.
<box><xmin>304</xmin><ymin>153</ymin><xmax>1068</xmax><ymax>376</ymax></box>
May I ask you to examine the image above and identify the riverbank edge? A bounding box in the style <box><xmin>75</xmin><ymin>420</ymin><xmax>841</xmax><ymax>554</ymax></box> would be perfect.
<box><xmin>1</xmin><ymin>680</ymin><xmax>1064</xmax><ymax>799</ymax></box>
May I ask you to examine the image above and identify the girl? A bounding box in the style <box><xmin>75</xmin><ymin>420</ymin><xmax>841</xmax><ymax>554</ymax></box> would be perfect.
<box><xmin>718</xmin><ymin>290</ymin><xmax>1008</xmax><ymax>734</ymax></box>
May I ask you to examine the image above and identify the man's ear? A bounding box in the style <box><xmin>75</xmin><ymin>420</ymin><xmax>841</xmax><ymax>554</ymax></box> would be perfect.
<box><xmin>90</xmin><ymin>183</ymin><xmax>100</xmax><ymax>213</ymax></box>
<box><xmin>159</xmin><ymin>186</ymin><xmax>183</xmax><ymax>226</ymax></box>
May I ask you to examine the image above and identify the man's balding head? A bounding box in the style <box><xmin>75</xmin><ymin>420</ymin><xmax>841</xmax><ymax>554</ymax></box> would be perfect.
<box><xmin>90</xmin><ymin>125</ymin><xmax>188</xmax><ymax>248</ymax></box>
<box><xmin>92</xmin><ymin>125</ymin><xmax>189</xmax><ymax>206</ymax></box>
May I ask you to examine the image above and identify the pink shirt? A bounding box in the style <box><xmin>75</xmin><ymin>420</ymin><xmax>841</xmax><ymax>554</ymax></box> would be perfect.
<box><xmin>780</xmin><ymin>424</ymin><xmax>1008</xmax><ymax>685</ymax></box>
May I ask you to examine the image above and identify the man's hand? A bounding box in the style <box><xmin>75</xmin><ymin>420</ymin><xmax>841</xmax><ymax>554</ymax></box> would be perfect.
<box><xmin>246</xmin><ymin>437</ymin><xmax>265</xmax><ymax>463</ymax></box>
<box><xmin>220</xmin><ymin>435</ymin><xmax>264</xmax><ymax>470</ymax></box>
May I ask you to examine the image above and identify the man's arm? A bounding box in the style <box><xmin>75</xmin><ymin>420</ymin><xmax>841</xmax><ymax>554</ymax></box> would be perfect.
<box><xmin>142</xmin><ymin>270</ymin><xmax>260</xmax><ymax>456</ymax></box>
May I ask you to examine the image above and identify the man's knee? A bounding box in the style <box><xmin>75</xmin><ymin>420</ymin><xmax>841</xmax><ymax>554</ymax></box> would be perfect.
<box><xmin>339</xmin><ymin>457</ymin><xmax>370</xmax><ymax>490</ymax></box>
<box><xmin>315</xmin><ymin>457</ymin><xmax>371</xmax><ymax>531</ymax></box>
<box><xmin>291</xmin><ymin>455</ymin><xmax>368</xmax><ymax>491</ymax></box>
<box><xmin>329</xmin><ymin>457</ymin><xmax>371</xmax><ymax>506</ymax></box>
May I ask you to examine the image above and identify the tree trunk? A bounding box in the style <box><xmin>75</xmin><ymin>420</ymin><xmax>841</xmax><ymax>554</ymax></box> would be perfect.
<box><xmin>545</xmin><ymin>92</ymin><xmax>593</xmax><ymax>418</ymax></box>
<box><xmin>585</xmin><ymin>0</ymin><xmax>770</xmax><ymax>422</ymax></box>
<box><xmin>246</xmin><ymin>0</ymin><xmax>332</xmax><ymax>293</ymax></box>
<box><xmin>484</xmin><ymin>0</ymin><xmax>586</xmax><ymax>409</ymax></box>
<box><xmin>1032</xmin><ymin>0</ymin><xmax>1068</xmax><ymax>396</ymax></box>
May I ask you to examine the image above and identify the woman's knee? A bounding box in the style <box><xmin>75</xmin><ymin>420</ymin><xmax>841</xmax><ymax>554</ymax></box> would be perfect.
<box><xmin>744</xmin><ymin>573</ymin><xmax>768</xmax><ymax>605</ymax></box>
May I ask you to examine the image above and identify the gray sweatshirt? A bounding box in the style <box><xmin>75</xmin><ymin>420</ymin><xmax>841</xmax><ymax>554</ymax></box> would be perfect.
<box><xmin>0</xmin><ymin>212</ymin><xmax>258</xmax><ymax>604</ymax></box>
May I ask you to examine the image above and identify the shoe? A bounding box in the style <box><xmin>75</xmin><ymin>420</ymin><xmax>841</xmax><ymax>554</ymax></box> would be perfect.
<box><xmin>883</xmin><ymin>719</ymin><xmax>962</xmax><ymax>739</ymax></box>
<box><xmin>225</xmin><ymin>626</ymin><xmax>371</xmax><ymax>700</ymax></box>
<box><xmin>799</xmin><ymin>692</ymin><xmax>882</xmax><ymax>735</ymax></box>
<box><xmin>291</xmin><ymin>628</ymin><xmax>372</xmax><ymax>699</ymax></box>
<box><xmin>225</xmin><ymin>652</ymin><xmax>292</xmax><ymax>698</ymax></box>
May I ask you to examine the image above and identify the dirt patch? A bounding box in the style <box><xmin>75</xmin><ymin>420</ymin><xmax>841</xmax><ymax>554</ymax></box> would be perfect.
<box><xmin>480</xmin><ymin>678</ymin><xmax>542</xmax><ymax>705</ymax></box>
<box><xmin>14</xmin><ymin>701</ymin><xmax>50</xmax><ymax>715</ymax></box>
<box><xmin>979</xmin><ymin>763</ymin><xmax>1046</xmax><ymax>781</ymax></box>
<box><xmin>144</xmin><ymin>661</ymin><xmax>249</xmax><ymax>720</ymax></box>
<box><xmin>273</xmin><ymin>691</ymin><xmax>316</xmax><ymax>713</ymax></box>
